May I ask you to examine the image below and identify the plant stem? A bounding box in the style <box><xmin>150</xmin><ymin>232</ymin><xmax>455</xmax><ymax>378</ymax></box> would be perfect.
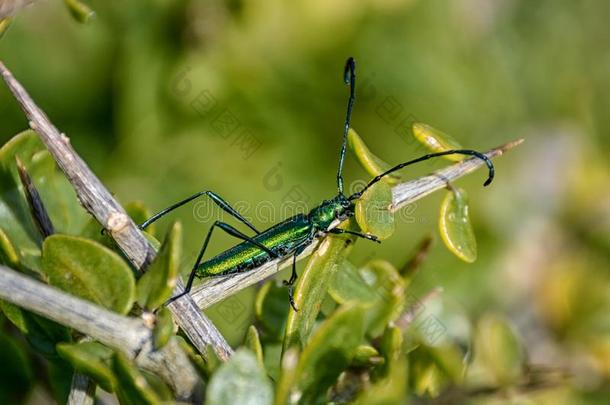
<box><xmin>0</xmin><ymin>265</ymin><xmax>200</xmax><ymax>399</ymax></box>
<box><xmin>67</xmin><ymin>373</ymin><xmax>96</xmax><ymax>405</ymax></box>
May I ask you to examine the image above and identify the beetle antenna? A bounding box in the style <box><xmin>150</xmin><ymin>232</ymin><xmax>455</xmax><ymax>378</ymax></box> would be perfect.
<box><xmin>348</xmin><ymin>149</ymin><xmax>495</xmax><ymax>200</ymax></box>
<box><xmin>337</xmin><ymin>57</ymin><xmax>356</xmax><ymax>194</ymax></box>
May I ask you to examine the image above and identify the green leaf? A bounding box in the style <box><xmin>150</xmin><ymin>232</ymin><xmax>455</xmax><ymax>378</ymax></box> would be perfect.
<box><xmin>262</xmin><ymin>343</ymin><xmax>283</xmax><ymax>383</ymax></box>
<box><xmin>0</xmin><ymin>131</ymin><xmax>88</xmax><ymax>273</ymax></box>
<box><xmin>329</xmin><ymin>260</ymin><xmax>378</xmax><ymax>305</ymax></box>
<box><xmin>0</xmin><ymin>227</ymin><xmax>19</xmax><ymax>269</ymax></box>
<box><xmin>348</xmin><ymin>129</ymin><xmax>401</xmax><ymax>184</ymax></box>
<box><xmin>204</xmin><ymin>345</ymin><xmax>224</xmax><ymax>377</ymax></box>
<box><xmin>283</xmin><ymin>232</ymin><xmax>354</xmax><ymax>351</ymax></box>
<box><xmin>412</xmin><ymin>123</ymin><xmax>464</xmax><ymax>161</ymax></box>
<box><xmin>0</xmin><ymin>332</ymin><xmax>33</xmax><ymax>404</ymax></box>
<box><xmin>355</xmin><ymin>181</ymin><xmax>395</xmax><ymax>240</ymax></box>
<box><xmin>352</xmin><ymin>345</ymin><xmax>383</xmax><ymax>367</ymax></box>
<box><xmin>152</xmin><ymin>307</ymin><xmax>174</xmax><ymax>349</ymax></box>
<box><xmin>0</xmin><ymin>18</ymin><xmax>11</xmax><ymax>39</ymax></box>
<box><xmin>245</xmin><ymin>325</ymin><xmax>265</xmax><ymax>369</ymax></box>
<box><xmin>255</xmin><ymin>281</ymin><xmax>289</xmax><ymax>340</ymax></box>
<box><xmin>0</xmin><ymin>301</ymin><xmax>71</xmax><ymax>357</ymax></box>
<box><xmin>466</xmin><ymin>313</ymin><xmax>523</xmax><ymax>387</ymax></box>
<box><xmin>0</xmin><ymin>300</ymin><xmax>28</xmax><ymax>332</ymax></box>
<box><xmin>57</xmin><ymin>341</ymin><xmax>116</xmax><ymax>392</ymax></box>
<box><xmin>125</xmin><ymin>201</ymin><xmax>155</xmax><ymax>238</ymax></box>
<box><xmin>356</xmin><ymin>327</ymin><xmax>407</xmax><ymax>404</ymax></box>
<box><xmin>0</xmin><ymin>131</ymin><xmax>47</xmax><ymax>272</ymax></box>
<box><xmin>63</xmin><ymin>0</ymin><xmax>95</xmax><ymax>23</ymax></box>
<box><xmin>330</xmin><ymin>259</ymin><xmax>406</xmax><ymax>337</ymax></box>
<box><xmin>175</xmin><ymin>336</ymin><xmax>207</xmax><ymax>378</ymax></box>
<box><xmin>207</xmin><ymin>349</ymin><xmax>273</xmax><ymax>405</ymax></box>
<box><xmin>277</xmin><ymin>304</ymin><xmax>366</xmax><ymax>405</ymax></box>
<box><xmin>42</xmin><ymin>235</ymin><xmax>135</xmax><ymax>314</ymax></box>
<box><xmin>112</xmin><ymin>352</ymin><xmax>162</xmax><ymax>405</ymax></box>
<box><xmin>359</xmin><ymin>260</ymin><xmax>406</xmax><ymax>337</ymax></box>
<box><xmin>438</xmin><ymin>187</ymin><xmax>477</xmax><ymax>263</ymax></box>
<box><xmin>137</xmin><ymin>222</ymin><xmax>181</xmax><ymax>310</ymax></box>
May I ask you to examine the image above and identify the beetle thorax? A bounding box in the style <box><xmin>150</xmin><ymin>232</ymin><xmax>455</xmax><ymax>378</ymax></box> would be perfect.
<box><xmin>307</xmin><ymin>194</ymin><xmax>353</xmax><ymax>230</ymax></box>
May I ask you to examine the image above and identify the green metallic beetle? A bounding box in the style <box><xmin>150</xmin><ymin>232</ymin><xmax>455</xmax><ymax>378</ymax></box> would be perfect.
<box><xmin>140</xmin><ymin>57</ymin><xmax>494</xmax><ymax>309</ymax></box>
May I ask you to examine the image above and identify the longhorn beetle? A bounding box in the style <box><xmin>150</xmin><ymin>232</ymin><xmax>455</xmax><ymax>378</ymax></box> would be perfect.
<box><xmin>140</xmin><ymin>57</ymin><xmax>494</xmax><ymax>310</ymax></box>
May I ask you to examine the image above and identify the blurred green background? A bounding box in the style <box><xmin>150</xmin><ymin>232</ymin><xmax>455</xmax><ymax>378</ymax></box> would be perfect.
<box><xmin>1</xmin><ymin>0</ymin><xmax>609</xmax><ymax>402</ymax></box>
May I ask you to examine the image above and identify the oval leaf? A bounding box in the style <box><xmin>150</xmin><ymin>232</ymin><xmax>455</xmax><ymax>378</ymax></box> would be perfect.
<box><xmin>57</xmin><ymin>341</ymin><xmax>116</xmax><ymax>392</ymax></box>
<box><xmin>355</xmin><ymin>181</ymin><xmax>394</xmax><ymax>240</ymax></box>
<box><xmin>438</xmin><ymin>187</ymin><xmax>477</xmax><ymax>263</ymax></box>
<box><xmin>348</xmin><ymin>128</ymin><xmax>401</xmax><ymax>184</ymax></box>
<box><xmin>412</xmin><ymin>123</ymin><xmax>464</xmax><ymax>161</ymax></box>
<box><xmin>207</xmin><ymin>349</ymin><xmax>273</xmax><ymax>405</ymax></box>
<box><xmin>42</xmin><ymin>235</ymin><xmax>135</xmax><ymax>314</ymax></box>
<box><xmin>137</xmin><ymin>222</ymin><xmax>181</xmax><ymax>310</ymax></box>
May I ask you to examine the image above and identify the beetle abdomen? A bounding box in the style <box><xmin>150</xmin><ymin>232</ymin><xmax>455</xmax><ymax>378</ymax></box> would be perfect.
<box><xmin>196</xmin><ymin>214</ymin><xmax>311</xmax><ymax>277</ymax></box>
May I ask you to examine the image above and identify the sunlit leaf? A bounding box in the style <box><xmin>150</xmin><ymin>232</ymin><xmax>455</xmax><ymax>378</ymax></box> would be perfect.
<box><xmin>136</xmin><ymin>222</ymin><xmax>181</xmax><ymax>310</ymax></box>
<box><xmin>207</xmin><ymin>349</ymin><xmax>273</xmax><ymax>405</ymax></box>
<box><xmin>438</xmin><ymin>187</ymin><xmax>477</xmax><ymax>263</ymax></box>
<box><xmin>57</xmin><ymin>341</ymin><xmax>116</xmax><ymax>392</ymax></box>
<box><xmin>412</xmin><ymin>123</ymin><xmax>464</xmax><ymax>161</ymax></box>
<box><xmin>355</xmin><ymin>181</ymin><xmax>394</xmax><ymax>240</ymax></box>
<box><xmin>348</xmin><ymin>128</ymin><xmax>401</xmax><ymax>184</ymax></box>
<box><xmin>42</xmin><ymin>235</ymin><xmax>135</xmax><ymax>314</ymax></box>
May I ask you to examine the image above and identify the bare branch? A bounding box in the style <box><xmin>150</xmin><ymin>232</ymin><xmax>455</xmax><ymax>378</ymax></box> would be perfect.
<box><xmin>0</xmin><ymin>265</ymin><xmax>199</xmax><ymax>400</ymax></box>
<box><xmin>190</xmin><ymin>139</ymin><xmax>523</xmax><ymax>309</ymax></box>
<box><xmin>67</xmin><ymin>373</ymin><xmax>96</xmax><ymax>405</ymax></box>
<box><xmin>0</xmin><ymin>60</ymin><xmax>232</xmax><ymax>360</ymax></box>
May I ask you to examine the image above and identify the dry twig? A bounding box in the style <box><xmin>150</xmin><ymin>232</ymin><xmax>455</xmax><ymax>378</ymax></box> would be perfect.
<box><xmin>0</xmin><ymin>61</ymin><xmax>233</xmax><ymax>361</ymax></box>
